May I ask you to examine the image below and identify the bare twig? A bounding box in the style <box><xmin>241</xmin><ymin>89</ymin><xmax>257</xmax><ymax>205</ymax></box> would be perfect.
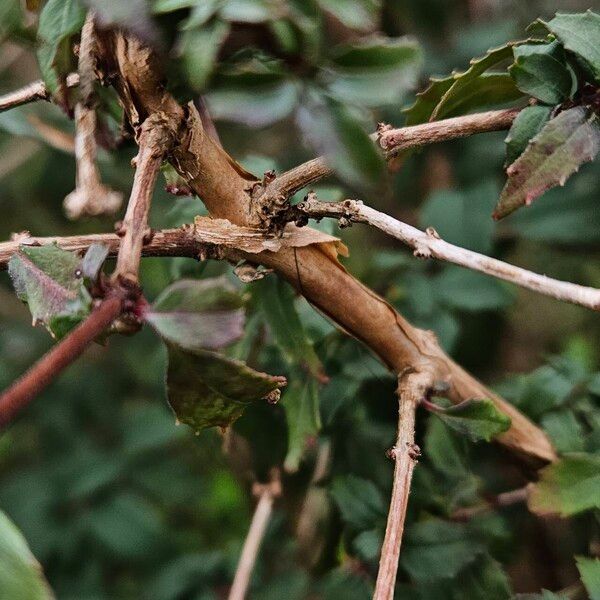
<box><xmin>374</xmin><ymin>370</ymin><xmax>433</xmax><ymax>600</ymax></box>
<box><xmin>0</xmin><ymin>294</ymin><xmax>123</xmax><ymax>428</ymax></box>
<box><xmin>451</xmin><ymin>485</ymin><xmax>530</xmax><ymax>521</ymax></box>
<box><xmin>378</xmin><ymin>108</ymin><xmax>520</xmax><ymax>155</ymax></box>
<box><xmin>289</xmin><ymin>196</ymin><xmax>600</xmax><ymax>312</ymax></box>
<box><xmin>228</xmin><ymin>474</ymin><xmax>282</xmax><ymax>600</ymax></box>
<box><xmin>257</xmin><ymin>109</ymin><xmax>519</xmax><ymax>203</ymax></box>
<box><xmin>64</xmin><ymin>12</ymin><xmax>122</xmax><ymax>219</ymax></box>
<box><xmin>0</xmin><ymin>74</ymin><xmax>79</xmax><ymax>113</ymax></box>
<box><xmin>113</xmin><ymin>114</ymin><xmax>174</xmax><ymax>284</ymax></box>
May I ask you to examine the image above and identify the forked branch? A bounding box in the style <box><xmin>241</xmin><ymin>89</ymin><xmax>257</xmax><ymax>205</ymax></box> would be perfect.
<box><xmin>374</xmin><ymin>370</ymin><xmax>433</xmax><ymax>600</ymax></box>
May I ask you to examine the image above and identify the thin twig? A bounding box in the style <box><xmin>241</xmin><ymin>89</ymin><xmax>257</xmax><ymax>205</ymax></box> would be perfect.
<box><xmin>113</xmin><ymin>114</ymin><xmax>174</xmax><ymax>284</ymax></box>
<box><xmin>0</xmin><ymin>74</ymin><xmax>79</xmax><ymax>113</ymax></box>
<box><xmin>0</xmin><ymin>294</ymin><xmax>123</xmax><ymax>428</ymax></box>
<box><xmin>374</xmin><ymin>370</ymin><xmax>433</xmax><ymax>600</ymax></box>
<box><xmin>258</xmin><ymin>109</ymin><xmax>519</xmax><ymax>203</ymax></box>
<box><xmin>451</xmin><ymin>485</ymin><xmax>530</xmax><ymax>521</ymax></box>
<box><xmin>290</xmin><ymin>196</ymin><xmax>600</xmax><ymax>312</ymax></box>
<box><xmin>228</xmin><ymin>474</ymin><xmax>281</xmax><ymax>600</ymax></box>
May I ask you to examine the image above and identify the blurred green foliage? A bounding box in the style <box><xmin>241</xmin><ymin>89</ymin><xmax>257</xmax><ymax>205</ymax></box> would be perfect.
<box><xmin>0</xmin><ymin>0</ymin><xmax>599</xmax><ymax>599</ymax></box>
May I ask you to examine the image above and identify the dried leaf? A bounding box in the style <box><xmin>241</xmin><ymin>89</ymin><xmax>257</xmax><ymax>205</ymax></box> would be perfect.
<box><xmin>494</xmin><ymin>107</ymin><xmax>600</xmax><ymax>219</ymax></box>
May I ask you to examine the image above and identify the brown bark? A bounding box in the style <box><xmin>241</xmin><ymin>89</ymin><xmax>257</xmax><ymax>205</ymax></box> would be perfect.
<box><xmin>93</xmin><ymin>31</ymin><xmax>555</xmax><ymax>464</ymax></box>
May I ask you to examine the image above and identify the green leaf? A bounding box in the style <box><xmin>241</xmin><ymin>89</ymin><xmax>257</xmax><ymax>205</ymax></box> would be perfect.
<box><xmin>494</xmin><ymin>107</ymin><xmax>600</xmax><ymax>219</ymax></box>
<box><xmin>401</xmin><ymin>519</ymin><xmax>484</xmax><ymax>581</ymax></box>
<box><xmin>455</xmin><ymin>555</ymin><xmax>512</xmax><ymax>600</ymax></box>
<box><xmin>528</xmin><ymin>453</ymin><xmax>600</xmax><ymax>517</ymax></box>
<box><xmin>0</xmin><ymin>509</ymin><xmax>53</xmax><ymax>599</ymax></box>
<box><xmin>316</xmin><ymin>0</ymin><xmax>380</xmax><ymax>31</ymax></box>
<box><xmin>430</xmin><ymin>43</ymin><xmax>523</xmax><ymax>121</ymax></box>
<box><xmin>509</xmin><ymin>41</ymin><xmax>574</xmax><ymax>105</ymax></box>
<box><xmin>330</xmin><ymin>475</ymin><xmax>386</xmax><ymax>531</ymax></box>
<box><xmin>256</xmin><ymin>277</ymin><xmax>323</xmax><ymax>379</ymax></box>
<box><xmin>576</xmin><ymin>556</ymin><xmax>600</xmax><ymax>600</ymax></box>
<box><xmin>36</xmin><ymin>0</ymin><xmax>85</xmax><ymax>93</ymax></box>
<box><xmin>419</xmin><ymin>182</ymin><xmax>498</xmax><ymax>253</ymax></box>
<box><xmin>505</xmin><ymin>105</ymin><xmax>552</xmax><ymax>166</ymax></box>
<box><xmin>84</xmin><ymin>0</ymin><xmax>159</xmax><ymax>45</ymax></box>
<box><xmin>429</xmin><ymin>398</ymin><xmax>511</xmax><ymax>442</ymax></box>
<box><xmin>80</xmin><ymin>243</ymin><xmax>109</xmax><ymax>282</ymax></box>
<box><xmin>220</xmin><ymin>0</ymin><xmax>272</xmax><ymax>23</ymax></box>
<box><xmin>540</xmin><ymin>411</ymin><xmax>585</xmax><ymax>454</ymax></box>
<box><xmin>435</xmin><ymin>268</ymin><xmax>513</xmax><ymax>312</ymax></box>
<box><xmin>166</xmin><ymin>344</ymin><xmax>285</xmax><ymax>431</ymax></box>
<box><xmin>8</xmin><ymin>244</ymin><xmax>91</xmax><ymax>338</ymax></box>
<box><xmin>543</xmin><ymin>11</ymin><xmax>600</xmax><ymax>84</ymax></box>
<box><xmin>206</xmin><ymin>64</ymin><xmax>298</xmax><ymax>127</ymax></box>
<box><xmin>152</xmin><ymin>0</ymin><xmax>196</xmax><ymax>13</ymax></box>
<box><xmin>296</xmin><ymin>88</ymin><xmax>386</xmax><ymax>193</ymax></box>
<box><xmin>403</xmin><ymin>77</ymin><xmax>454</xmax><ymax>126</ymax></box>
<box><xmin>514</xmin><ymin>591</ymin><xmax>568</xmax><ymax>600</ymax></box>
<box><xmin>324</xmin><ymin>37</ymin><xmax>422</xmax><ymax>107</ymax></box>
<box><xmin>180</xmin><ymin>20</ymin><xmax>230</xmax><ymax>91</ymax></box>
<box><xmin>0</xmin><ymin>0</ymin><xmax>22</xmax><ymax>43</ymax></box>
<box><xmin>282</xmin><ymin>377</ymin><xmax>321</xmax><ymax>472</ymax></box>
<box><xmin>145</xmin><ymin>278</ymin><xmax>245</xmax><ymax>351</ymax></box>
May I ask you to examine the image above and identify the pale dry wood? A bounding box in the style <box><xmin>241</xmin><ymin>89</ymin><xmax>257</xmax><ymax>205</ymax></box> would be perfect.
<box><xmin>0</xmin><ymin>73</ymin><xmax>79</xmax><ymax>112</ymax></box>
<box><xmin>292</xmin><ymin>196</ymin><xmax>600</xmax><ymax>312</ymax></box>
<box><xmin>374</xmin><ymin>371</ymin><xmax>433</xmax><ymax>600</ymax></box>
<box><xmin>95</xmin><ymin>30</ymin><xmax>555</xmax><ymax>464</ymax></box>
<box><xmin>228</xmin><ymin>476</ymin><xmax>281</xmax><ymax>600</ymax></box>
<box><xmin>113</xmin><ymin>114</ymin><xmax>174</xmax><ymax>283</ymax></box>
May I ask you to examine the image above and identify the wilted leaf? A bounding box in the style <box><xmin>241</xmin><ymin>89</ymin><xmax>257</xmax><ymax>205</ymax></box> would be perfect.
<box><xmin>282</xmin><ymin>378</ymin><xmax>321</xmax><ymax>472</ymax></box>
<box><xmin>256</xmin><ymin>277</ymin><xmax>323</xmax><ymax>379</ymax></box>
<box><xmin>528</xmin><ymin>453</ymin><xmax>600</xmax><ymax>517</ymax></box>
<box><xmin>401</xmin><ymin>519</ymin><xmax>484</xmax><ymax>581</ymax></box>
<box><xmin>80</xmin><ymin>243</ymin><xmax>109</xmax><ymax>282</ymax></box>
<box><xmin>576</xmin><ymin>556</ymin><xmax>600</xmax><ymax>600</ymax></box>
<box><xmin>494</xmin><ymin>107</ymin><xmax>600</xmax><ymax>219</ymax></box>
<box><xmin>0</xmin><ymin>509</ymin><xmax>53</xmax><ymax>599</ymax></box>
<box><xmin>509</xmin><ymin>41</ymin><xmax>573</xmax><ymax>105</ymax></box>
<box><xmin>296</xmin><ymin>87</ymin><xmax>386</xmax><ymax>193</ymax></box>
<box><xmin>428</xmin><ymin>398</ymin><xmax>511</xmax><ymax>442</ymax></box>
<box><xmin>505</xmin><ymin>105</ymin><xmax>552</xmax><ymax>166</ymax></box>
<box><xmin>8</xmin><ymin>244</ymin><xmax>91</xmax><ymax>337</ymax></box>
<box><xmin>330</xmin><ymin>475</ymin><xmax>386</xmax><ymax>531</ymax></box>
<box><xmin>36</xmin><ymin>0</ymin><xmax>85</xmax><ymax>94</ymax></box>
<box><xmin>180</xmin><ymin>20</ymin><xmax>230</xmax><ymax>91</ymax></box>
<box><xmin>145</xmin><ymin>278</ymin><xmax>245</xmax><ymax>351</ymax></box>
<box><xmin>324</xmin><ymin>37</ymin><xmax>422</xmax><ymax>107</ymax></box>
<box><xmin>543</xmin><ymin>11</ymin><xmax>600</xmax><ymax>83</ymax></box>
<box><xmin>166</xmin><ymin>344</ymin><xmax>285</xmax><ymax>431</ymax></box>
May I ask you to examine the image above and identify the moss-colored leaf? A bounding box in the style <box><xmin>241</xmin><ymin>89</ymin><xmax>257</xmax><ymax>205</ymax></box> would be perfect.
<box><xmin>166</xmin><ymin>344</ymin><xmax>285</xmax><ymax>431</ymax></box>
<box><xmin>543</xmin><ymin>11</ymin><xmax>600</xmax><ymax>83</ymax></box>
<box><xmin>0</xmin><ymin>509</ymin><xmax>53</xmax><ymax>599</ymax></box>
<box><xmin>576</xmin><ymin>556</ymin><xmax>600</xmax><ymax>600</ymax></box>
<box><xmin>494</xmin><ymin>107</ymin><xmax>600</xmax><ymax>219</ymax></box>
<box><xmin>505</xmin><ymin>105</ymin><xmax>552</xmax><ymax>166</ymax></box>
<box><xmin>146</xmin><ymin>278</ymin><xmax>245</xmax><ymax>352</ymax></box>
<box><xmin>429</xmin><ymin>398</ymin><xmax>511</xmax><ymax>442</ymax></box>
<box><xmin>80</xmin><ymin>243</ymin><xmax>109</xmax><ymax>283</ymax></box>
<box><xmin>509</xmin><ymin>41</ymin><xmax>574</xmax><ymax>105</ymax></box>
<box><xmin>330</xmin><ymin>475</ymin><xmax>386</xmax><ymax>531</ymax></box>
<box><xmin>528</xmin><ymin>453</ymin><xmax>600</xmax><ymax>517</ymax></box>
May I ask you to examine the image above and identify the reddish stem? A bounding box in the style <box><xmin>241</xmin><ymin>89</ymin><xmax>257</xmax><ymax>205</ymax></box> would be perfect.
<box><xmin>0</xmin><ymin>294</ymin><xmax>123</xmax><ymax>428</ymax></box>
